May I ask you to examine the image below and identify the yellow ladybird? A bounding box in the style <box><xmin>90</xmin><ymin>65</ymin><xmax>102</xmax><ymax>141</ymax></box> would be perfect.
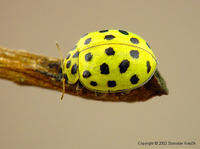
<box><xmin>62</xmin><ymin>29</ymin><xmax>157</xmax><ymax>93</ymax></box>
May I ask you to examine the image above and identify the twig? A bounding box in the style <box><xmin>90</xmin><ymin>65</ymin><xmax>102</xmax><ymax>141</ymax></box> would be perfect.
<box><xmin>0</xmin><ymin>46</ymin><xmax>168</xmax><ymax>102</ymax></box>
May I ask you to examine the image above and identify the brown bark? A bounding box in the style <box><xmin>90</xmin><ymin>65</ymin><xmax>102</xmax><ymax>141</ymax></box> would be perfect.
<box><xmin>0</xmin><ymin>46</ymin><xmax>168</xmax><ymax>102</ymax></box>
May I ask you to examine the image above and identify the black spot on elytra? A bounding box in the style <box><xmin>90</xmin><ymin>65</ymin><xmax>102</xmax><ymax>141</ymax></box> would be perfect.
<box><xmin>90</xmin><ymin>81</ymin><xmax>97</xmax><ymax>86</ymax></box>
<box><xmin>105</xmin><ymin>47</ymin><xmax>115</xmax><ymax>56</ymax></box>
<box><xmin>119</xmin><ymin>30</ymin><xmax>129</xmax><ymax>35</ymax></box>
<box><xmin>82</xmin><ymin>33</ymin><xmax>88</xmax><ymax>38</ymax></box>
<box><xmin>71</xmin><ymin>64</ymin><xmax>78</xmax><ymax>74</ymax></box>
<box><xmin>73</xmin><ymin>51</ymin><xmax>79</xmax><ymax>58</ymax></box>
<box><xmin>85</xmin><ymin>52</ymin><xmax>93</xmax><ymax>61</ymax></box>
<box><xmin>104</xmin><ymin>35</ymin><xmax>115</xmax><ymax>40</ymax></box>
<box><xmin>66</xmin><ymin>60</ymin><xmax>71</xmax><ymax>68</ymax></box>
<box><xmin>99</xmin><ymin>30</ymin><xmax>109</xmax><ymax>33</ymax></box>
<box><xmin>130</xmin><ymin>50</ymin><xmax>139</xmax><ymax>59</ymax></box>
<box><xmin>107</xmin><ymin>81</ymin><xmax>116</xmax><ymax>87</ymax></box>
<box><xmin>66</xmin><ymin>53</ymin><xmax>70</xmax><ymax>60</ymax></box>
<box><xmin>82</xmin><ymin>70</ymin><xmax>91</xmax><ymax>78</ymax></box>
<box><xmin>119</xmin><ymin>60</ymin><xmax>130</xmax><ymax>73</ymax></box>
<box><xmin>100</xmin><ymin>63</ymin><xmax>109</xmax><ymax>74</ymax></box>
<box><xmin>130</xmin><ymin>75</ymin><xmax>139</xmax><ymax>84</ymax></box>
<box><xmin>146</xmin><ymin>42</ymin><xmax>151</xmax><ymax>49</ymax></box>
<box><xmin>146</xmin><ymin>61</ymin><xmax>151</xmax><ymax>73</ymax></box>
<box><xmin>130</xmin><ymin>38</ymin><xmax>139</xmax><ymax>44</ymax></box>
<box><xmin>84</xmin><ymin>38</ymin><xmax>91</xmax><ymax>45</ymax></box>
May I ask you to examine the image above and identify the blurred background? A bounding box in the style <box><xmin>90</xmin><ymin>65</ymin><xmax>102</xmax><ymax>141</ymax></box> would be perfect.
<box><xmin>0</xmin><ymin>0</ymin><xmax>199</xmax><ymax>148</ymax></box>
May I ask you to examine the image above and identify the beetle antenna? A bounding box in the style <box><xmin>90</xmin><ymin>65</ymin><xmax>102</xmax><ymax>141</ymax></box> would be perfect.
<box><xmin>55</xmin><ymin>42</ymin><xmax>65</xmax><ymax>100</ymax></box>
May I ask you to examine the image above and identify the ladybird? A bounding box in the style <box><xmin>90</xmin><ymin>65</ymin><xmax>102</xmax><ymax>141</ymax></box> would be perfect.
<box><xmin>61</xmin><ymin>29</ymin><xmax>157</xmax><ymax>95</ymax></box>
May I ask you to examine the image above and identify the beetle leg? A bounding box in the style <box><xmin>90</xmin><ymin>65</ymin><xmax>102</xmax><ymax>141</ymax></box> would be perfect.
<box><xmin>76</xmin><ymin>80</ymin><xmax>83</xmax><ymax>94</ymax></box>
<box><xmin>94</xmin><ymin>92</ymin><xmax>102</xmax><ymax>96</ymax></box>
<box><xmin>121</xmin><ymin>91</ymin><xmax>131</xmax><ymax>95</ymax></box>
